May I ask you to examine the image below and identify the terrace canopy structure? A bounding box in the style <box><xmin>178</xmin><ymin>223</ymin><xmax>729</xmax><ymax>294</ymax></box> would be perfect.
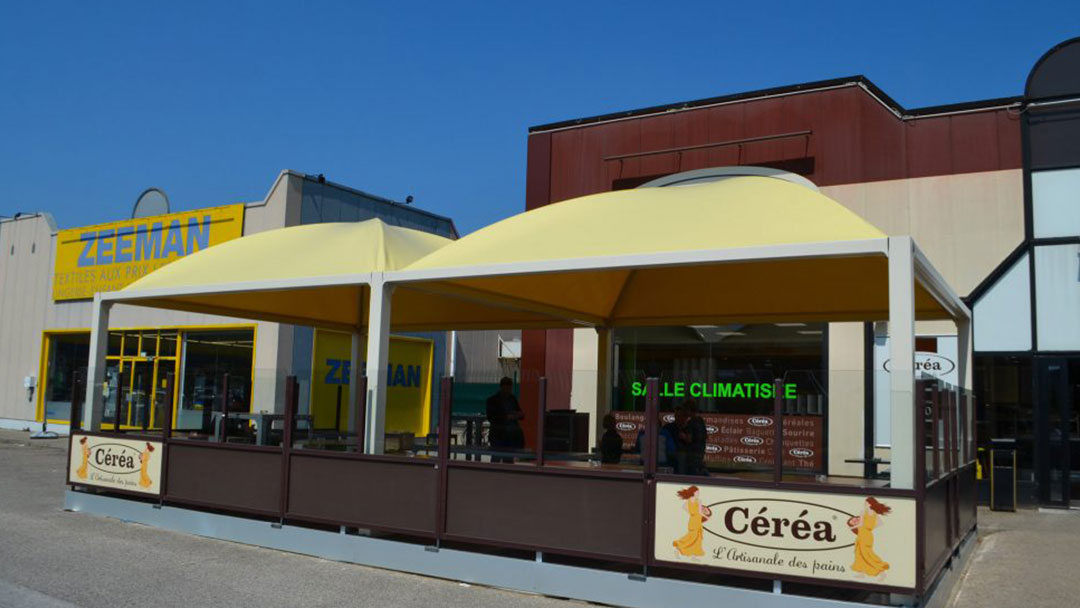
<box><xmin>88</xmin><ymin>175</ymin><xmax>968</xmax><ymax>489</ymax></box>
<box><xmin>76</xmin><ymin>174</ymin><xmax>976</xmax><ymax>602</ymax></box>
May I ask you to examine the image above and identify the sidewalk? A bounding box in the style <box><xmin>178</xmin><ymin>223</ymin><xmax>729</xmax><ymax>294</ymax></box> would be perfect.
<box><xmin>949</xmin><ymin>506</ymin><xmax>1080</xmax><ymax>607</ymax></box>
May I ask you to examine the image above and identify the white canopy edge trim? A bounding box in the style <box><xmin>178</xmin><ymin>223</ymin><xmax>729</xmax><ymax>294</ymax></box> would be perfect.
<box><xmin>386</xmin><ymin>238</ymin><xmax>891</xmax><ymax>284</ymax></box>
<box><xmin>101</xmin><ymin>272</ymin><xmax>377</xmax><ymax>302</ymax></box>
<box><xmin>911</xmin><ymin>240</ymin><xmax>970</xmax><ymax>322</ymax></box>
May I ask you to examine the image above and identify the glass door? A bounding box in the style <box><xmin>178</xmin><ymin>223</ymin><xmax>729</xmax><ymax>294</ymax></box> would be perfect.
<box><xmin>127</xmin><ymin>361</ymin><xmax>153</xmax><ymax>429</ymax></box>
<box><xmin>1036</xmin><ymin>357</ymin><xmax>1075</xmax><ymax>506</ymax></box>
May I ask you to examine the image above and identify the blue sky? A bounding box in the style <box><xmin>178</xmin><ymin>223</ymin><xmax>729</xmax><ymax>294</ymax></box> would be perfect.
<box><xmin>1</xmin><ymin>1</ymin><xmax>1077</xmax><ymax>235</ymax></box>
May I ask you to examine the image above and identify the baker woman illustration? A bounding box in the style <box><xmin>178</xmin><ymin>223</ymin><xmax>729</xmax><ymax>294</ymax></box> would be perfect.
<box><xmin>75</xmin><ymin>437</ymin><xmax>90</xmax><ymax>480</ymax></box>
<box><xmin>138</xmin><ymin>443</ymin><xmax>155</xmax><ymax>489</ymax></box>
<box><xmin>672</xmin><ymin>485</ymin><xmax>711</xmax><ymax>558</ymax></box>
<box><xmin>849</xmin><ymin>496</ymin><xmax>891</xmax><ymax>577</ymax></box>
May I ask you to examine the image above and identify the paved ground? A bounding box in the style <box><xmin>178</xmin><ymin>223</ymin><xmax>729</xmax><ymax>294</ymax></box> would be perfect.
<box><xmin>0</xmin><ymin>430</ymin><xmax>572</xmax><ymax>608</ymax></box>
<box><xmin>948</xmin><ymin>503</ymin><xmax>1080</xmax><ymax>608</ymax></box>
<box><xmin>2</xmin><ymin>429</ymin><xmax>1079</xmax><ymax>607</ymax></box>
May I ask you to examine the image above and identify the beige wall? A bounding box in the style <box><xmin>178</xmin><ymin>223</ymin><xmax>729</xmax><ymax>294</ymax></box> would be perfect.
<box><xmin>824</xmin><ymin>169</ymin><xmax>1021</xmax><ymax>472</ymax></box>
<box><xmin>0</xmin><ymin>214</ymin><xmax>56</xmax><ymax>425</ymax></box>
<box><xmin>821</xmin><ymin>169</ymin><xmax>1024</xmax><ymax>296</ymax></box>
<box><xmin>0</xmin><ymin>171</ymin><xmax>304</xmax><ymax>425</ymax></box>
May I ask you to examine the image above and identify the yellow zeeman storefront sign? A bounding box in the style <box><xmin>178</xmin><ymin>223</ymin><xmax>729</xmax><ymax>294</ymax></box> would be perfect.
<box><xmin>52</xmin><ymin>204</ymin><xmax>245</xmax><ymax>301</ymax></box>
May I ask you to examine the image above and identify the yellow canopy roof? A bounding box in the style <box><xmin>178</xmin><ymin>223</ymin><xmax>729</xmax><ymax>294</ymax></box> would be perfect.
<box><xmin>112</xmin><ymin>177</ymin><xmax>954</xmax><ymax>330</ymax></box>
<box><xmin>119</xmin><ymin>219</ymin><xmax>453</xmax><ymax>330</ymax></box>
<box><xmin>389</xmin><ymin>177</ymin><xmax>951</xmax><ymax>328</ymax></box>
<box><xmin>408</xmin><ymin>177</ymin><xmax>886</xmax><ymax>271</ymax></box>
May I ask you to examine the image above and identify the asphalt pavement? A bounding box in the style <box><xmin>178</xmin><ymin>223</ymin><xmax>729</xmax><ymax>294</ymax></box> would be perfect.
<box><xmin>0</xmin><ymin>430</ymin><xmax>572</xmax><ymax>608</ymax></box>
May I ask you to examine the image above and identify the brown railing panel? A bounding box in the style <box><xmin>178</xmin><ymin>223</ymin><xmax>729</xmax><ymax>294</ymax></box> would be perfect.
<box><xmin>922</xmin><ymin>479</ymin><xmax>951</xmax><ymax>581</ymax></box>
<box><xmin>166</xmin><ymin>443</ymin><xmax>282</xmax><ymax>515</ymax></box>
<box><xmin>445</xmin><ymin>465</ymin><xmax>644</xmax><ymax>560</ymax></box>
<box><xmin>287</xmin><ymin>453</ymin><xmax>437</xmax><ymax>535</ymax></box>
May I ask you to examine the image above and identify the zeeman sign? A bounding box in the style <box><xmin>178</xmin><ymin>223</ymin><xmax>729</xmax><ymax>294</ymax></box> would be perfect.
<box><xmin>53</xmin><ymin>204</ymin><xmax>245</xmax><ymax>301</ymax></box>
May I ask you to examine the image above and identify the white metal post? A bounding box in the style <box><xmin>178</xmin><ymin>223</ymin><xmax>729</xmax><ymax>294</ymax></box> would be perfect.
<box><xmin>888</xmin><ymin>237</ymin><xmax>915</xmax><ymax>490</ymax></box>
<box><xmin>364</xmin><ymin>279</ymin><xmax>394</xmax><ymax>454</ymax></box>
<box><xmin>957</xmin><ymin>315</ymin><xmax>973</xmax><ymax>459</ymax></box>
<box><xmin>85</xmin><ymin>296</ymin><xmax>112</xmax><ymax>431</ymax></box>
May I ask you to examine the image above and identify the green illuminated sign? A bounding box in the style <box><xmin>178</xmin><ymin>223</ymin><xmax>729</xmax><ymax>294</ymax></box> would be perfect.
<box><xmin>630</xmin><ymin>381</ymin><xmax>797</xmax><ymax>399</ymax></box>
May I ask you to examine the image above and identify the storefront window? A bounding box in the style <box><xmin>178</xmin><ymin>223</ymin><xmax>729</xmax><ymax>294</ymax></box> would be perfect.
<box><xmin>612</xmin><ymin>323</ymin><xmax>827</xmax><ymax>480</ymax></box>
<box><xmin>175</xmin><ymin>329</ymin><xmax>255</xmax><ymax>439</ymax></box>
<box><xmin>42</xmin><ymin>333</ymin><xmax>90</xmax><ymax>422</ymax></box>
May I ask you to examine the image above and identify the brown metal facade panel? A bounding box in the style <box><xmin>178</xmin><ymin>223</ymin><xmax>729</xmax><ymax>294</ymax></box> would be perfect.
<box><xmin>525</xmin><ymin>132</ymin><xmax>551</xmax><ymax>211</ymax></box>
<box><xmin>704</xmin><ymin>103</ymin><xmax>745</xmax><ymax>169</ymax></box>
<box><xmin>286</xmin><ymin>453</ymin><xmax>437</xmax><ymax>534</ymax></box>
<box><xmin>165</xmin><ymin>443</ymin><xmax>282</xmax><ymax>514</ymax></box>
<box><xmin>672</xmin><ymin>106</ymin><xmax>711</xmax><ymax>170</ymax></box>
<box><xmin>857</xmin><ymin>91</ymin><xmax>907</xmax><ymax>182</ymax></box>
<box><xmin>996</xmin><ymin>109</ymin><xmax>1023</xmax><ymax>169</ymax></box>
<box><xmin>519</xmin><ymin>328</ymin><xmax>546</xmax><ymax>449</ymax></box>
<box><xmin>811</xmin><ymin>88</ymin><xmax>864</xmax><ymax>184</ymax></box>
<box><xmin>950</xmin><ymin>112</ymin><xmax>1003</xmax><ymax>175</ymax></box>
<box><xmin>532</xmin><ymin>85</ymin><xmax>1021</xmax><ymax>203</ymax></box>
<box><xmin>543</xmin><ymin>328</ymin><xmax>574</xmax><ymax>410</ymax></box>
<box><xmin>444</xmin><ymin>466</ymin><xmax>645</xmax><ymax>560</ymax></box>
<box><xmin>638</xmin><ymin>113</ymin><xmax>678</xmax><ymax>180</ymax></box>
<box><xmin>549</xmin><ymin>128</ymin><xmax>585</xmax><ymax>204</ymax></box>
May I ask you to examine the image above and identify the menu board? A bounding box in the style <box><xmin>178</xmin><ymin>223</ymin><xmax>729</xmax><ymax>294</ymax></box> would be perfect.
<box><xmin>612</xmin><ymin>411</ymin><xmax>823</xmax><ymax>470</ymax></box>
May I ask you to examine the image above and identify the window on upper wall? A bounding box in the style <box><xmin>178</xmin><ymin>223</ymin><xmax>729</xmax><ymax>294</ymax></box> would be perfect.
<box><xmin>1032</xmin><ymin>167</ymin><xmax>1080</xmax><ymax>239</ymax></box>
<box><xmin>1035</xmin><ymin>244</ymin><xmax>1080</xmax><ymax>351</ymax></box>
<box><xmin>973</xmin><ymin>254</ymin><xmax>1032</xmax><ymax>352</ymax></box>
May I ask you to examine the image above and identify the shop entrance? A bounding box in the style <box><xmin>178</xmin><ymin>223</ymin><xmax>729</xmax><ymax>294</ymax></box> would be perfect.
<box><xmin>1036</xmin><ymin>357</ymin><xmax>1080</xmax><ymax>506</ymax></box>
<box><xmin>103</xmin><ymin>330</ymin><xmax>179</xmax><ymax>431</ymax></box>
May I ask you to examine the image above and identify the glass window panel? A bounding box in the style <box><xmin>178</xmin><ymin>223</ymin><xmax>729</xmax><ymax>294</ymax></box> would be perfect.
<box><xmin>108</xmin><ymin>331</ymin><xmax>123</xmax><ymax>357</ymax></box>
<box><xmin>175</xmin><ymin>329</ymin><xmax>255</xmax><ymax>440</ymax></box>
<box><xmin>614</xmin><ymin>323</ymin><xmax>827</xmax><ymax>481</ymax></box>
<box><xmin>1032</xmin><ymin>167</ymin><xmax>1080</xmax><ymax>239</ymax></box>
<box><xmin>122</xmin><ymin>331</ymin><xmax>139</xmax><ymax>357</ymax></box>
<box><xmin>1035</xmin><ymin>244</ymin><xmax>1080</xmax><ymax>351</ymax></box>
<box><xmin>973</xmin><ymin>254</ymin><xmax>1031</xmax><ymax>352</ymax></box>
<box><xmin>43</xmin><ymin>333</ymin><xmax>90</xmax><ymax>422</ymax></box>
<box><xmin>158</xmin><ymin>331</ymin><xmax>178</xmax><ymax>357</ymax></box>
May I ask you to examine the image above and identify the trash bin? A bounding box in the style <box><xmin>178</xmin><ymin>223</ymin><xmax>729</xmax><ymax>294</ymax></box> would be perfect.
<box><xmin>989</xmin><ymin>438</ymin><xmax>1017</xmax><ymax>512</ymax></box>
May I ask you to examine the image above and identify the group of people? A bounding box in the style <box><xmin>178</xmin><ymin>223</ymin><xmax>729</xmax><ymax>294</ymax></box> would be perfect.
<box><xmin>601</xmin><ymin>399</ymin><xmax>709</xmax><ymax>475</ymax></box>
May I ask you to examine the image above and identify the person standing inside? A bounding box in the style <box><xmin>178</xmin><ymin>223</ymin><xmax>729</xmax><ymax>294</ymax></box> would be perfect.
<box><xmin>486</xmin><ymin>377</ymin><xmax>525</xmax><ymax>463</ymax></box>
<box><xmin>600</xmin><ymin>414</ymin><xmax>624</xmax><ymax>464</ymax></box>
<box><xmin>682</xmin><ymin>400</ymin><xmax>709</xmax><ymax>476</ymax></box>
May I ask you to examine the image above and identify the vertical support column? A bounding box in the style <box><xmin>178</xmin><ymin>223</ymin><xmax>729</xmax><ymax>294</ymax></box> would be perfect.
<box><xmin>535</xmin><ymin>377</ymin><xmax>547</xmax><ymax>466</ymax></box>
<box><xmin>956</xmin><ymin>316</ymin><xmax>974</xmax><ymax>463</ymax></box>
<box><xmin>85</xmin><ymin>296</ymin><xmax>112</xmax><ymax>431</ymax></box>
<box><xmin>594</xmin><ymin>327</ymin><xmax>614</xmax><ymax>442</ymax></box>
<box><xmin>888</xmin><ymin>237</ymin><xmax>916</xmax><ymax>490</ymax></box>
<box><xmin>364</xmin><ymin>279</ymin><xmax>394</xmax><ymax>455</ymax></box>
<box><xmin>435</xmin><ymin>376</ymin><xmax>453</xmax><ymax>546</ymax></box>
<box><xmin>280</xmin><ymin>376</ymin><xmax>296</xmax><ymax>523</ymax></box>
<box><xmin>773</xmin><ymin>378</ymin><xmax>784</xmax><ymax>484</ymax></box>
<box><xmin>641</xmin><ymin>377</ymin><xmax>659</xmax><ymax>579</ymax></box>
<box><xmin>349</xmin><ymin>331</ymin><xmax>365</xmax><ymax>451</ymax></box>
